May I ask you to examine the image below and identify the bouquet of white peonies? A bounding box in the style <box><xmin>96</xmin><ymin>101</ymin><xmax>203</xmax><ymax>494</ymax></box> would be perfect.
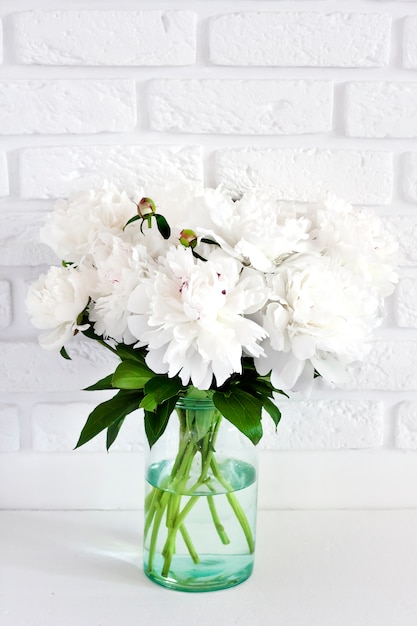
<box><xmin>27</xmin><ymin>183</ymin><xmax>398</xmax><ymax>448</ymax></box>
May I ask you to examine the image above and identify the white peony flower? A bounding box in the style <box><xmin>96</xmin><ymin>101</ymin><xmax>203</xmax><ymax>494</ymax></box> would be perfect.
<box><xmin>196</xmin><ymin>188</ymin><xmax>313</xmax><ymax>272</ymax></box>
<box><xmin>26</xmin><ymin>264</ymin><xmax>94</xmax><ymax>350</ymax></box>
<box><xmin>312</xmin><ymin>195</ymin><xmax>398</xmax><ymax>297</ymax></box>
<box><xmin>40</xmin><ymin>183</ymin><xmax>137</xmax><ymax>265</ymax></box>
<box><xmin>255</xmin><ymin>255</ymin><xmax>381</xmax><ymax>390</ymax></box>
<box><xmin>127</xmin><ymin>246</ymin><xmax>268</xmax><ymax>389</ymax></box>
<box><xmin>89</xmin><ymin>236</ymin><xmax>154</xmax><ymax>343</ymax></box>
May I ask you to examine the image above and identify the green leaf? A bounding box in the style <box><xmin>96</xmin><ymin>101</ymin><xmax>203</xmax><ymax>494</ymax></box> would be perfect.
<box><xmin>191</xmin><ymin>249</ymin><xmax>207</xmax><ymax>262</ymax></box>
<box><xmin>60</xmin><ymin>346</ymin><xmax>71</xmax><ymax>360</ymax></box>
<box><xmin>144</xmin><ymin>395</ymin><xmax>178</xmax><ymax>448</ymax></box>
<box><xmin>188</xmin><ymin>408</ymin><xmax>215</xmax><ymax>442</ymax></box>
<box><xmin>213</xmin><ymin>389</ymin><xmax>263</xmax><ymax>445</ymax></box>
<box><xmin>140</xmin><ymin>376</ymin><xmax>183</xmax><ymax>412</ymax></box>
<box><xmin>83</xmin><ymin>374</ymin><xmax>115</xmax><ymax>391</ymax></box>
<box><xmin>200</xmin><ymin>237</ymin><xmax>220</xmax><ymax>247</ymax></box>
<box><xmin>262</xmin><ymin>397</ymin><xmax>282</xmax><ymax>428</ymax></box>
<box><xmin>112</xmin><ymin>361</ymin><xmax>154</xmax><ymax>389</ymax></box>
<box><xmin>80</xmin><ymin>325</ymin><xmax>102</xmax><ymax>342</ymax></box>
<box><xmin>154</xmin><ymin>213</ymin><xmax>171</xmax><ymax>239</ymax></box>
<box><xmin>273</xmin><ymin>388</ymin><xmax>289</xmax><ymax>398</ymax></box>
<box><xmin>106</xmin><ymin>417</ymin><xmax>125</xmax><ymax>450</ymax></box>
<box><xmin>123</xmin><ymin>214</ymin><xmax>141</xmax><ymax>230</ymax></box>
<box><xmin>115</xmin><ymin>344</ymin><xmax>146</xmax><ymax>364</ymax></box>
<box><xmin>243</xmin><ymin>379</ymin><xmax>274</xmax><ymax>397</ymax></box>
<box><xmin>75</xmin><ymin>390</ymin><xmax>141</xmax><ymax>449</ymax></box>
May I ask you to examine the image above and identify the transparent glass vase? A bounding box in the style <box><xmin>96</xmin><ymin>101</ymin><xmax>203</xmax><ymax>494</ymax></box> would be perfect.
<box><xmin>143</xmin><ymin>397</ymin><xmax>258</xmax><ymax>592</ymax></box>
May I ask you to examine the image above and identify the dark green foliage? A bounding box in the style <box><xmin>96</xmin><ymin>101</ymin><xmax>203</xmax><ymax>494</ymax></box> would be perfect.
<box><xmin>75</xmin><ymin>390</ymin><xmax>142</xmax><ymax>449</ymax></box>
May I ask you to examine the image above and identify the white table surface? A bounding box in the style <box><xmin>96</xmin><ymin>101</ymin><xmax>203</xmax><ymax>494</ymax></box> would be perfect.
<box><xmin>1</xmin><ymin>510</ymin><xmax>417</xmax><ymax>626</ymax></box>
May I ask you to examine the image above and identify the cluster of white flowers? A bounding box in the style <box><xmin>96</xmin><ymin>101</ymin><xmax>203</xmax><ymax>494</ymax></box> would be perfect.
<box><xmin>27</xmin><ymin>183</ymin><xmax>398</xmax><ymax>391</ymax></box>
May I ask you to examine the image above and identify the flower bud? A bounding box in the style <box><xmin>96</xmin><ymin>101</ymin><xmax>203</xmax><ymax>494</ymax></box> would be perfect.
<box><xmin>137</xmin><ymin>197</ymin><xmax>156</xmax><ymax>218</ymax></box>
<box><xmin>179</xmin><ymin>229</ymin><xmax>198</xmax><ymax>249</ymax></box>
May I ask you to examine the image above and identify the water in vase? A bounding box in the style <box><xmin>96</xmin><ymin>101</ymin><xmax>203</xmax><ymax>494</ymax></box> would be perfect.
<box><xmin>144</xmin><ymin>458</ymin><xmax>257</xmax><ymax>592</ymax></box>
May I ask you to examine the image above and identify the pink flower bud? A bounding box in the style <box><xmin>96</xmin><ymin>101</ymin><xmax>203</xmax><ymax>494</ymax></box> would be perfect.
<box><xmin>137</xmin><ymin>197</ymin><xmax>156</xmax><ymax>218</ymax></box>
<box><xmin>179</xmin><ymin>229</ymin><xmax>198</xmax><ymax>249</ymax></box>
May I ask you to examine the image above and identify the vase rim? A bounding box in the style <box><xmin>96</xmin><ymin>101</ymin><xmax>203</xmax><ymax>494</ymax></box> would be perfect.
<box><xmin>175</xmin><ymin>396</ymin><xmax>215</xmax><ymax>410</ymax></box>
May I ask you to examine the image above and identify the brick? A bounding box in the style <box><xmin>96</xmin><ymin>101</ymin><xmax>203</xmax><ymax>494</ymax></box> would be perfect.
<box><xmin>403</xmin><ymin>153</ymin><xmax>417</xmax><ymax>203</ymax></box>
<box><xmin>32</xmin><ymin>403</ymin><xmax>143</xmax><ymax>452</ymax></box>
<box><xmin>32</xmin><ymin>403</ymin><xmax>99</xmax><ymax>452</ymax></box>
<box><xmin>0</xmin><ymin>153</ymin><xmax>9</xmax><ymax>197</ymax></box>
<box><xmin>382</xmin><ymin>216</ymin><xmax>417</xmax><ymax>267</ymax></box>
<box><xmin>149</xmin><ymin>79</ymin><xmax>333</xmax><ymax>134</ymax></box>
<box><xmin>395</xmin><ymin>402</ymin><xmax>417</xmax><ymax>449</ymax></box>
<box><xmin>112</xmin><ymin>412</ymin><xmax>145</xmax><ymax>453</ymax></box>
<box><xmin>209</xmin><ymin>12</ymin><xmax>390</xmax><ymax>67</ymax></box>
<box><xmin>215</xmin><ymin>148</ymin><xmax>393</xmax><ymax>204</ymax></box>
<box><xmin>346</xmin><ymin>82</ymin><xmax>417</xmax><ymax>138</ymax></box>
<box><xmin>403</xmin><ymin>17</ymin><xmax>417</xmax><ymax>68</ymax></box>
<box><xmin>0</xmin><ymin>341</ymin><xmax>118</xmax><ymax>393</ymax></box>
<box><xmin>0</xmin><ymin>21</ymin><xmax>3</xmax><ymax>64</ymax></box>
<box><xmin>19</xmin><ymin>145</ymin><xmax>203</xmax><ymax>199</ymax></box>
<box><xmin>261</xmin><ymin>400</ymin><xmax>383</xmax><ymax>450</ymax></box>
<box><xmin>344</xmin><ymin>341</ymin><xmax>417</xmax><ymax>391</ymax></box>
<box><xmin>0</xmin><ymin>406</ymin><xmax>19</xmax><ymax>452</ymax></box>
<box><xmin>12</xmin><ymin>10</ymin><xmax>196</xmax><ymax>66</ymax></box>
<box><xmin>0</xmin><ymin>281</ymin><xmax>12</xmax><ymax>329</ymax></box>
<box><xmin>0</xmin><ymin>80</ymin><xmax>136</xmax><ymax>134</ymax></box>
<box><xmin>0</xmin><ymin>212</ymin><xmax>57</xmax><ymax>266</ymax></box>
<box><xmin>395</xmin><ymin>276</ymin><xmax>417</xmax><ymax>327</ymax></box>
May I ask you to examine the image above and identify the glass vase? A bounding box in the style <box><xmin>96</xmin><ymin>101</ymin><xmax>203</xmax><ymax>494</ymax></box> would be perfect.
<box><xmin>143</xmin><ymin>396</ymin><xmax>258</xmax><ymax>592</ymax></box>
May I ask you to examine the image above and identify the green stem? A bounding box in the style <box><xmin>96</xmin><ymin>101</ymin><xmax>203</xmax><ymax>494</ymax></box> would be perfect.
<box><xmin>144</xmin><ymin>475</ymin><xmax>171</xmax><ymax>542</ymax></box>
<box><xmin>146</xmin><ymin>491</ymin><xmax>169</xmax><ymax>573</ymax></box>
<box><xmin>160</xmin><ymin>437</ymin><xmax>200</xmax><ymax>575</ymax></box>
<box><xmin>161</xmin><ymin>495</ymin><xmax>199</xmax><ymax>577</ymax></box>
<box><xmin>225</xmin><ymin>492</ymin><xmax>255</xmax><ymax>554</ymax></box>
<box><xmin>147</xmin><ymin>430</ymin><xmax>199</xmax><ymax>576</ymax></box>
<box><xmin>210</xmin><ymin>458</ymin><xmax>255</xmax><ymax>554</ymax></box>
<box><xmin>99</xmin><ymin>340</ymin><xmax>118</xmax><ymax>354</ymax></box>
<box><xmin>179</xmin><ymin>524</ymin><xmax>199</xmax><ymax>564</ymax></box>
<box><xmin>207</xmin><ymin>495</ymin><xmax>230</xmax><ymax>545</ymax></box>
<box><xmin>184</xmin><ymin>413</ymin><xmax>222</xmax><ymax>494</ymax></box>
<box><xmin>143</xmin><ymin>488</ymin><xmax>159</xmax><ymax>541</ymax></box>
<box><xmin>145</xmin><ymin>406</ymin><xmax>254</xmax><ymax>580</ymax></box>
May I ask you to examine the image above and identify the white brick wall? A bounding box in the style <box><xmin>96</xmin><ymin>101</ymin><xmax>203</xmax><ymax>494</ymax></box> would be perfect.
<box><xmin>261</xmin><ymin>400</ymin><xmax>384</xmax><ymax>450</ymax></box>
<box><xmin>0</xmin><ymin>405</ymin><xmax>19</xmax><ymax>452</ymax></box>
<box><xmin>149</xmin><ymin>79</ymin><xmax>333</xmax><ymax>135</ymax></box>
<box><xmin>344</xmin><ymin>341</ymin><xmax>417</xmax><ymax>391</ymax></box>
<box><xmin>403</xmin><ymin>152</ymin><xmax>417</xmax><ymax>202</ymax></box>
<box><xmin>12</xmin><ymin>10</ymin><xmax>197</xmax><ymax>66</ymax></box>
<box><xmin>0</xmin><ymin>153</ymin><xmax>9</xmax><ymax>197</ymax></box>
<box><xmin>32</xmin><ymin>403</ymin><xmax>143</xmax><ymax>452</ymax></box>
<box><xmin>19</xmin><ymin>145</ymin><xmax>203</xmax><ymax>199</ymax></box>
<box><xmin>1</xmin><ymin>1</ymin><xmax>416</xmax><ymax>509</ymax></box>
<box><xmin>215</xmin><ymin>148</ymin><xmax>393</xmax><ymax>203</ymax></box>
<box><xmin>383</xmin><ymin>216</ymin><xmax>417</xmax><ymax>266</ymax></box>
<box><xmin>0</xmin><ymin>280</ymin><xmax>12</xmax><ymax>329</ymax></box>
<box><xmin>396</xmin><ymin>277</ymin><xmax>417</xmax><ymax>327</ymax></box>
<box><xmin>395</xmin><ymin>403</ymin><xmax>417</xmax><ymax>449</ymax></box>
<box><xmin>345</xmin><ymin>82</ymin><xmax>417</xmax><ymax>138</ymax></box>
<box><xmin>0</xmin><ymin>80</ymin><xmax>137</xmax><ymax>134</ymax></box>
<box><xmin>403</xmin><ymin>16</ymin><xmax>417</xmax><ymax>68</ymax></box>
<box><xmin>0</xmin><ymin>341</ymin><xmax>118</xmax><ymax>393</ymax></box>
<box><xmin>209</xmin><ymin>12</ymin><xmax>391</xmax><ymax>67</ymax></box>
<box><xmin>0</xmin><ymin>212</ymin><xmax>56</xmax><ymax>266</ymax></box>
